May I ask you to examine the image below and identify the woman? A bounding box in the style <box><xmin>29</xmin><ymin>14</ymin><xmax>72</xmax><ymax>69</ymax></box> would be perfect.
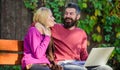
<box><xmin>21</xmin><ymin>7</ymin><xmax>55</xmax><ymax>70</ymax></box>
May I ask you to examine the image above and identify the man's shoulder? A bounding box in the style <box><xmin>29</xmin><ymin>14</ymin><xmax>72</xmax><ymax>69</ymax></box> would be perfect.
<box><xmin>75</xmin><ymin>27</ymin><xmax>85</xmax><ymax>32</ymax></box>
<box><xmin>75</xmin><ymin>27</ymin><xmax>87</xmax><ymax>36</ymax></box>
<box><xmin>54</xmin><ymin>23</ymin><xmax>62</xmax><ymax>26</ymax></box>
<box><xmin>53</xmin><ymin>23</ymin><xmax>63</xmax><ymax>28</ymax></box>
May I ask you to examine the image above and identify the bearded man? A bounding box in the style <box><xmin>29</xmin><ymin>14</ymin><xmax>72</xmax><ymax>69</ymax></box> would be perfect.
<box><xmin>50</xmin><ymin>2</ymin><xmax>113</xmax><ymax>70</ymax></box>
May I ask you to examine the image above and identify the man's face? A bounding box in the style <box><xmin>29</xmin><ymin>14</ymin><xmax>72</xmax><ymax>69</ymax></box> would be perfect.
<box><xmin>63</xmin><ymin>8</ymin><xmax>79</xmax><ymax>28</ymax></box>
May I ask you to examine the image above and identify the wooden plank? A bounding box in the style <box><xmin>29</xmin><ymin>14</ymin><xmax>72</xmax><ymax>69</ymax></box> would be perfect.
<box><xmin>0</xmin><ymin>53</ymin><xmax>23</xmax><ymax>65</ymax></box>
<box><xmin>0</xmin><ymin>39</ymin><xmax>23</xmax><ymax>51</ymax></box>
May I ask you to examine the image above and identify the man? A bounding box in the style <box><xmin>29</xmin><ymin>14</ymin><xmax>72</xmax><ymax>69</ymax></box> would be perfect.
<box><xmin>50</xmin><ymin>2</ymin><xmax>113</xmax><ymax>70</ymax></box>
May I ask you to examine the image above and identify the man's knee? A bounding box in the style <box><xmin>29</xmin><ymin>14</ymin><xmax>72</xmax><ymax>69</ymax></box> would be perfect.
<box><xmin>92</xmin><ymin>65</ymin><xmax>113</xmax><ymax>70</ymax></box>
<box><xmin>63</xmin><ymin>64</ymin><xmax>87</xmax><ymax>70</ymax></box>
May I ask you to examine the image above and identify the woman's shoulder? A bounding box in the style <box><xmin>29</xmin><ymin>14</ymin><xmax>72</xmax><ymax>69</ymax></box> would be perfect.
<box><xmin>27</xmin><ymin>27</ymin><xmax>41</xmax><ymax>34</ymax></box>
<box><xmin>28</xmin><ymin>27</ymin><xmax>37</xmax><ymax>31</ymax></box>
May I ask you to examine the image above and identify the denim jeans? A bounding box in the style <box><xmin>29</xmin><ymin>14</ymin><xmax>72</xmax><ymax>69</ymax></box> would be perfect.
<box><xmin>61</xmin><ymin>64</ymin><xmax>113</xmax><ymax>70</ymax></box>
<box><xmin>30</xmin><ymin>64</ymin><xmax>50</xmax><ymax>70</ymax></box>
<box><xmin>62</xmin><ymin>64</ymin><xmax>87</xmax><ymax>70</ymax></box>
<box><xmin>89</xmin><ymin>65</ymin><xmax>113</xmax><ymax>70</ymax></box>
<box><xmin>58</xmin><ymin>60</ymin><xmax>113</xmax><ymax>70</ymax></box>
<box><xmin>58</xmin><ymin>60</ymin><xmax>87</xmax><ymax>70</ymax></box>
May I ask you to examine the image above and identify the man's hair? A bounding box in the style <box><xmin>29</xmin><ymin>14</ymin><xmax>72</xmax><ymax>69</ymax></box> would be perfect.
<box><xmin>65</xmin><ymin>2</ymin><xmax>81</xmax><ymax>14</ymax></box>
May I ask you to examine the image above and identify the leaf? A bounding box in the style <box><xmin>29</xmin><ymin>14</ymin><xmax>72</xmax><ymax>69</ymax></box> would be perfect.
<box><xmin>83</xmin><ymin>0</ymin><xmax>88</xmax><ymax>2</ymax></box>
<box><xmin>104</xmin><ymin>26</ymin><xmax>112</xmax><ymax>32</ymax></box>
<box><xmin>92</xmin><ymin>33</ymin><xmax>102</xmax><ymax>42</ymax></box>
<box><xmin>116</xmin><ymin>32</ymin><xmax>120</xmax><ymax>39</ymax></box>
<box><xmin>82</xmin><ymin>3</ymin><xmax>87</xmax><ymax>8</ymax></box>
<box><xmin>97</xmin><ymin>35</ymin><xmax>102</xmax><ymax>42</ymax></box>
<box><xmin>115</xmin><ymin>27</ymin><xmax>120</xmax><ymax>32</ymax></box>
<box><xmin>95</xmin><ymin>9</ymin><xmax>101</xmax><ymax>16</ymax></box>
<box><xmin>94</xmin><ymin>1</ymin><xmax>102</xmax><ymax>10</ymax></box>
<box><xmin>97</xmin><ymin>26</ymin><xmax>101</xmax><ymax>33</ymax></box>
<box><xmin>92</xmin><ymin>33</ymin><xmax>98</xmax><ymax>41</ymax></box>
<box><xmin>90</xmin><ymin>16</ymin><xmax>97</xmax><ymax>20</ymax></box>
<box><xmin>105</xmin><ymin>35</ymin><xmax>110</xmax><ymax>42</ymax></box>
<box><xmin>58</xmin><ymin>0</ymin><xmax>65</xmax><ymax>6</ymax></box>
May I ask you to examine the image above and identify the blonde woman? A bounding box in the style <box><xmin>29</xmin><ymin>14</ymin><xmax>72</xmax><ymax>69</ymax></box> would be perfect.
<box><xmin>21</xmin><ymin>7</ymin><xmax>55</xmax><ymax>70</ymax></box>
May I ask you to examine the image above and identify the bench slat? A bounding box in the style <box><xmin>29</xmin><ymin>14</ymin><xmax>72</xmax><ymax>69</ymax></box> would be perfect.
<box><xmin>0</xmin><ymin>39</ymin><xmax>23</xmax><ymax>65</ymax></box>
<box><xmin>0</xmin><ymin>53</ymin><xmax>23</xmax><ymax>65</ymax></box>
<box><xmin>0</xmin><ymin>39</ymin><xmax>23</xmax><ymax>51</ymax></box>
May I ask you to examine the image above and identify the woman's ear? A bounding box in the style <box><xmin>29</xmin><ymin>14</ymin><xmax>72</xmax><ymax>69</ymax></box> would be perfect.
<box><xmin>77</xmin><ymin>14</ymin><xmax>80</xmax><ymax>20</ymax></box>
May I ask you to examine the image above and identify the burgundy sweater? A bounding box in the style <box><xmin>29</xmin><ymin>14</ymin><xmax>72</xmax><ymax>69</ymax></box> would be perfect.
<box><xmin>51</xmin><ymin>24</ymin><xmax>88</xmax><ymax>63</ymax></box>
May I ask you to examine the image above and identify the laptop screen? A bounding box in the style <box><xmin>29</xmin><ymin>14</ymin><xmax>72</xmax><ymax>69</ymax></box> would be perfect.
<box><xmin>84</xmin><ymin>47</ymin><xmax>114</xmax><ymax>67</ymax></box>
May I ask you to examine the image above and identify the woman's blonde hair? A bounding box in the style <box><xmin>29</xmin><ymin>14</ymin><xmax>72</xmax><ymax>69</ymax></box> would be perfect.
<box><xmin>33</xmin><ymin>7</ymin><xmax>51</xmax><ymax>25</ymax></box>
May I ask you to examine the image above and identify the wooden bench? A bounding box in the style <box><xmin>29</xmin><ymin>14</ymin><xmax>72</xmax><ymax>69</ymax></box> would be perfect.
<box><xmin>0</xmin><ymin>39</ymin><xmax>23</xmax><ymax>66</ymax></box>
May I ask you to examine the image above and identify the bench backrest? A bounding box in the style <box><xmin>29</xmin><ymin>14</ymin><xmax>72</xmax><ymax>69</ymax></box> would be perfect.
<box><xmin>0</xmin><ymin>39</ymin><xmax>23</xmax><ymax>65</ymax></box>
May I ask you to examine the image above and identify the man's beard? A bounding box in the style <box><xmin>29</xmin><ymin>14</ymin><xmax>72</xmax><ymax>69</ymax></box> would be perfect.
<box><xmin>63</xmin><ymin>17</ymin><xmax>77</xmax><ymax>28</ymax></box>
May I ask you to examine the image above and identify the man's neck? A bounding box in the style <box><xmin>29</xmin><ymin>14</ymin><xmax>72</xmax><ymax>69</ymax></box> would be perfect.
<box><xmin>67</xmin><ymin>26</ymin><xmax>76</xmax><ymax>30</ymax></box>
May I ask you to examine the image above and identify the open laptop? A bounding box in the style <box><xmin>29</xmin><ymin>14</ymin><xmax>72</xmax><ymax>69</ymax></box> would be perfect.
<box><xmin>84</xmin><ymin>47</ymin><xmax>114</xmax><ymax>67</ymax></box>
<box><xmin>58</xmin><ymin>47</ymin><xmax>114</xmax><ymax>67</ymax></box>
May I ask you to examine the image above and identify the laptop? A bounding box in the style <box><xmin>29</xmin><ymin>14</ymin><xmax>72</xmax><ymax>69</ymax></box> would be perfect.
<box><xmin>84</xmin><ymin>47</ymin><xmax>114</xmax><ymax>67</ymax></box>
<box><xmin>57</xmin><ymin>47</ymin><xmax>114</xmax><ymax>68</ymax></box>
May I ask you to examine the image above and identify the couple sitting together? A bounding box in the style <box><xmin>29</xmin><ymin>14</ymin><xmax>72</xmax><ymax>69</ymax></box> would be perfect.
<box><xmin>21</xmin><ymin>2</ymin><xmax>113</xmax><ymax>70</ymax></box>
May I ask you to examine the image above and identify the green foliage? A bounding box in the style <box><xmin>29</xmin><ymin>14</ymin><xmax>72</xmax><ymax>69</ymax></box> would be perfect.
<box><xmin>77</xmin><ymin>0</ymin><xmax>120</xmax><ymax>69</ymax></box>
<box><xmin>23</xmin><ymin>0</ymin><xmax>38</xmax><ymax>10</ymax></box>
<box><xmin>0</xmin><ymin>65</ymin><xmax>21</xmax><ymax>70</ymax></box>
<box><xmin>92</xmin><ymin>33</ymin><xmax>102</xmax><ymax>43</ymax></box>
<box><xmin>104</xmin><ymin>34</ymin><xmax>111</xmax><ymax>42</ymax></box>
<box><xmin>78</xmin><ymin>16</ymin><xmax>96</xmax><ymax>34</ymax></box>
<box><xmin>45</xmin><ymin>0</ymin><xmax>65</xmax><ymax>23</ymax></box>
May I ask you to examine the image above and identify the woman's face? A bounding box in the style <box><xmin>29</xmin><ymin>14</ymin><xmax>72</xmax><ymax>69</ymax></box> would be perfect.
<box><xmin>46</xmin><ymin>12</ymin><xmax>55</xmax><ymax>28</ymax></box>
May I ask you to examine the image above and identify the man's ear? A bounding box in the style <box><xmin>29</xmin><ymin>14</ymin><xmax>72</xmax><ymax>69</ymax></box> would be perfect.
<box><xmin>77</xmin><ymin>14</ymin><xmax>80</xmax><ymax>20</ymax></box>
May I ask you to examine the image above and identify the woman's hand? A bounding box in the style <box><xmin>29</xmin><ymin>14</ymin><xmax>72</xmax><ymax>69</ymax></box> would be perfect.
<box><xmin>43</xmin><ymin>28</ymin><xmax>51</xmax><ymax>36</ymax></box>
<box><xmin>35</xmin><ymin>22</ymin><xmax>51</xmax><ymax>36</ymax></box>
